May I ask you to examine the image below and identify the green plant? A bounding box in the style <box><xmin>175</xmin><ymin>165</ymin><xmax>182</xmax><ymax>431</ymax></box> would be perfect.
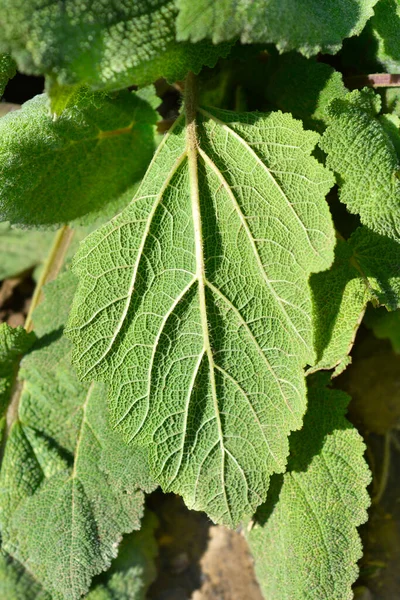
<box><xmin>0</xmin><ymin>1</ymin><xmax>399</xmax><ymax>598</ymax></box>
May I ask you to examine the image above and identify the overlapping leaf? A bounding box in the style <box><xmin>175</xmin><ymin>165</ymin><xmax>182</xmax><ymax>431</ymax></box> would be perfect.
<box><xmin>176</xmin><ymin>0</ymin><xmax>377</xmax><ymax>56</ymax></box>
<box><xmin>0</xmin><ymin>272</ymin><xmax>155</xmax><ymax>600</ymax></box>
<box><xmin>369</xmin><ymin>0</ymin><xmax>400</xmax><ymax>72</ymax></box>
<box><xmin>321</xmin><ymin>88</ymin><xmax>400</xmax><ymax>241</ymax></box>
<box><xmin>67</xmin><ymin>103</ymin><xmax>335</xmax><ymax>527</ymax></box>
<box><xmin>247</xmin><ymin>375</ymin><xmax>371</xmax><ymax>600</ymax></box>
<box><xmin>0</xmin><ymin>88</ymin><xmax>157</xmax><ymax>228</ymax></box>
<box><xmin>310</xmin><ymin>226</ymin><xmax>400</xmax><ymax>374</ymax></box>
<box><xmin>0</xmin><ymin>324</ymin><xmax>35</xmax><ymax>415</ymax></box>
<box><xmin>0</xmin><ymin>223</ymin><xmax>54</xmax><ymax>280</ymax></box>
<box><xmin>0</xmin><ymin>0</ymin><xmax>231</xmax><ymax>94</ymax></box>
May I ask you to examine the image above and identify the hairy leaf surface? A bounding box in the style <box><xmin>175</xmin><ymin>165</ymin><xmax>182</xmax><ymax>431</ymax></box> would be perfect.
<box><xmin>176</xmin><ymin>0</ymin><xmax>377</xmax><ymax>56</ymax></box>
<box><xmin>67</xmin><ymin>105</ymin><xmax>335</xmax><ymax>526</ymax></box>
<box><xmin>247</xmin><ymin>375</ymin><xmax>371</xmax><ymax>600</ymax></box>
<box><xmin>0</xmin><ymin>0</ymin><xmax>231</xmax><ymax>92</ymax></box>
<box><xmin>0</xmin><ymin>273</ymin><xmax>155</xmax><ymax>600</ymax></box>
<box><xmin>369</xmin><ymin>0</ymin><xmax>400</xmax><ymax>72</ymax></box>
<box><xmin>0</xmin><ymin>550</ymin><xmax>50</xmax><ymax>599</ymax></box>
<box><xmin>321</xmin><ymin>88</ymin><xmax>400</xmax><ymax>241</ymax></box>
<box><xmin>310</xmin><ymin>226</ymin><xmax>400</xmax><ymax>373</ymax></box>
<box><xmin>0</xmin><ymin>89</ymin><xmax>157</xmax><ymax>228</ymax></box>
<box><xmin>0</xmin><ymin>325</ymin><xmax>35</xmax><ymax>416</ymax></box>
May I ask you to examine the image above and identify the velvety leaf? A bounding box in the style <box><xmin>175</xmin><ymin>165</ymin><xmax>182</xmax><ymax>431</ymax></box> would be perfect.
<box><xmin>0</xmin><ymin>89</ymin><xmax>157</xmax><ymax>228</ymax></box>
<box><xmin>320</xmin><ymin>88</ymin><xmax>400</xmax><ymax>241</ymax></box>
<box><xmin>0</xmin><ymin>272</ymin><xmax>155</xmax><ymax>600</ymax></box>
<box><xmin>310</xmin><ymin>226</ymin><xmax>400</xmax><ymax>374</ymax></box>
<box><xmin>176</xmin><ymin>0</ymin><xmax>377</xmax><ymax>56</ymax></box>
<box><xmin>247</xmin><ymin>375</ymin><xmax>371</xmax><ymax>600</ymax></box>
<box><xmin>0</xmin><ymin>0</ymin><xmax>231</xmax><ymax>92</ymax></box>
<box><xmin>67</xmin><ymin>104</ymin><xmax>335</xmax><ymax>527</ymax></box>
<box><xmin>0</xmin><ymin>54</ymin><xmax>16</xmax><ymax>97</ymax></box>
<box><xmin>0</xmin><ymin>550</ymin><xmax>50</xmax><ymax>599</ymax></box>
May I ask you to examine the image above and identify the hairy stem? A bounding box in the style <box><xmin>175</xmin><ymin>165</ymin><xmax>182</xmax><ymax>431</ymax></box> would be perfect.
<box><xmin>0</xmin><ymin>225</ymin><xmax>74</xmax><ymax>460</ymax></box>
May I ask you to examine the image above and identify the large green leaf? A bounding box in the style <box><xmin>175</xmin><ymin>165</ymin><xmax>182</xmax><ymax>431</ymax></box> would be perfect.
<box><xmin>369</xmin><ymin>0</ymin><xmax>400</xmax><ymax>72</ymax></box>
<box><xmin>67</xmin><ymin>102</ymin><xmax>335</xmax><ymax>527</ymax></box>
<box><xmin>0</xmin><ymin>550</ymin><xmax>50</xmax><ymax>599</ymax></box>
<box><xmin>0</xmin><ymin>89</ymin><xmax>157</xmax><ymax>228</ymax></box>
<box><xmin>320</xmin><ymin>88</ymin><xmax>400</xmax><ymax>241</ymax></box>
<box><xmin>0</xmin><ymin>272</ymin><xmax>155</xmax><ymax>600</ymax></box>
<box><xmin>176</xmin><ymin>0</ymin><xmax>377</xmax><ymax>56</ymax></box>
<box><xmin>0</xmin><ymin>0</ymin><xmax>231</xmax><ymax>92</ymax></box>
<box><xmin>247</xmin><ymin>375</ymin><xmax>371</xmax><ymax>600</ymax></box>
<box><xmin>310</xmin><ymin>226</ymin><xmax>400</xmax><ymax>374</ymax></box>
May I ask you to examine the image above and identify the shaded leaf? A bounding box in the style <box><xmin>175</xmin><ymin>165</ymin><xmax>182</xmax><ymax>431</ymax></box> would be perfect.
<box><xmin>0</xmin><ymin>54</ymin><xmax>16</xmax><ymax>97</ymax></box>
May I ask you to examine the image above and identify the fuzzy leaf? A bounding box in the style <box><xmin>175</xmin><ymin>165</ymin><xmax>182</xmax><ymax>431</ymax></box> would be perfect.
<box><xmin>321</xmin><ymin>88</ymin><xmax>400</xmax><ymax>241</ymax></box>
<box><xmin>176</xmin><ymin>0</ymin><xmax>377</xmax><ymax>56</ymax></box>
<box><xmin>0</xmin><ymin>0</ymin><xmax>231</xmax><ymax>92</ymax></box>
<box><xmin>67</xmin><ymin>105</ymin><xmax>335</xmax><ymax>527</ymax></box>
<box><xmin>310</xmin><ymin>226</ymin><xmax>400</xmax><ymax>374</ymax></box>
<box><xmin>0</xmin><ymin>89</ymin><xmax>157</xmax><ymax>228</ymax></box>
<box><xmin>247</xmin><ymin>375</ymin><xmax>371</xmax><ymax>600</ymax></box>
<box><xmin>0</xmin><ymin>272</ymin><xmax>155</xmax><ymax>600</ymax></box>
<box><xmin>0</xmin><ymin>54</ymin><xmax>16</xmax><ymax>97</ymax></box>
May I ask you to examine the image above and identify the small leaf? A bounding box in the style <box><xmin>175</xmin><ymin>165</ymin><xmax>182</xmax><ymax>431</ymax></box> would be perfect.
<box><xmin>0</xmin><ymin>89</ymin><xmax>157</xmax><ymax>228</ymax></box>
<box><xmin>321</xmin><ymin>88</ymin><xmax>400</xmax><ymax>241</ymax></box>
<box><xmin>310</xmin><ymin>226</ymin><xmax>400</xmax><ymax>374</ymax></box>
<box><xmin>0</xmin><ymin>324</ymin><xmax>35</xmax><ymax>416</ymax></box>
<box><xmin>0</xmin><ymin>54</ymin><xmax>16</xmax><ymax>97</ymax></box>
<box><xmin>246</xmin><ymin>375</ymin><xmax>371</xmax><ymax>600</ymax></box>
<box><xmin>0</xmin><ymin>0</ymin><xmax>232</xmax><ymax>92</ymax></box>
<box><xmin>0</xmin><ymin>272</ymin><xmax>155</xmax><ymax>600</ymax></box>
<box><xmin>176</xmin><ymin>0</ymin><xmax>377</xmax><ymax>56</ymax></box>
<box><xmin>67</xmin><ymin>103</ymin><xmax>335</xmax><ymax>526</ymax></box>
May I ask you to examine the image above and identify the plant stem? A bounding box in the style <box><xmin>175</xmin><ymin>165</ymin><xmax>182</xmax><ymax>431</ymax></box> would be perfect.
<box><xmin>0</xmin><ymin>225</ymin><xmax>74</xmax><ymax>461</ymax></box>
<box><xmin>25</xmin><ymin>225</ymin><xmax>74</xmax><ymax>332</ymax></box>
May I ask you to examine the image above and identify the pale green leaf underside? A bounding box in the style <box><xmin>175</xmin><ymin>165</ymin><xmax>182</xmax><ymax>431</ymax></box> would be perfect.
<box><xmin>176</xmin><ymin>0</ymin><xmax>377</xmax><ymax>56</ymax></box>
<box><xmin>0</xmin><ymin>0</ymin><xmax>231</xmax><ymax>92</ymax></box>
<box><xmin>247</xmin><ymin>375</ymin><xmax>371</xmax><ymax>600</ymax></box>
<box><xmin>0</xmin><ymin>273</ymin><xmax>155</xmax><ymax>600</ymax></box>
<box><xmin>321</xmin><ymin>88</ymin><xmax>400</xmax><ymax>241</ymax></box>
<box><xmin>0</xmin><ymin>89</ymin><xmax>157</xmax><ymax>228</ymax></box>
<box><xmin>68</xmin><ymin>106</ymin><xmax>334</xmax><ymax>526</ymax></box>
<box><xmin>310</xmin><ymin>226</ymin><xmax>400</xmax><ymax>374</ymax></box>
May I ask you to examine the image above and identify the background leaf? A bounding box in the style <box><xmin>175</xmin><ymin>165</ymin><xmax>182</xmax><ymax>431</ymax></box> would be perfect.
<box><xmin>176</xmin><ymin>0</ymin><xmax>377</xmax><ymax>56</ymax></box>
<box><xmin>0</xmin><ymin>272</ymin><xmax>155</xmax><ymax>599</ymax></box>
<box><xmin>0</xmin><ymin>89</ymin><xmax>157</xmax><ymax>228</ymax></box>
<box><xmin>247</xmin><ymin>375</ymin><xmax>371</xmax><ymax>600</ymax></box>
<box><xmin>0</xmin><ymin>0</ymin><xmax>231</xmax><ymax>93</ymax></box>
